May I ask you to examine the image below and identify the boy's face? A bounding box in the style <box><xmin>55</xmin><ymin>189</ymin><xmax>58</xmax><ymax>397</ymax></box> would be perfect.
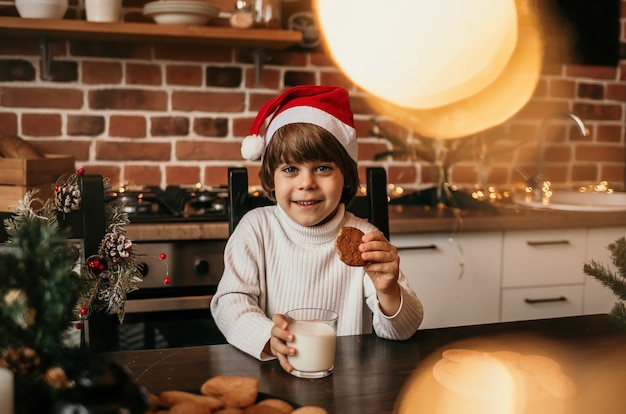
<box><xmin>273</xmin><ymin>160</ymin><xmax>344</xmax><ymax>227</ymax></box>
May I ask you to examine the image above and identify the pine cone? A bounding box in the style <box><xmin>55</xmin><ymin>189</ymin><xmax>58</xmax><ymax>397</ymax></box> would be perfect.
<box><xmin>99</xmin><ymin>232</ymin><xmax>132</xmax><ymax>263</ymax></box>
<box><xmin>54</xmin><ymin>184</ymin><xmax>82</xmax><ymax>213</ymax></box>
<box><xmin>0</xmin><ymin>347</ymin><xmax>42</xmax><ymax>377</ymax></box>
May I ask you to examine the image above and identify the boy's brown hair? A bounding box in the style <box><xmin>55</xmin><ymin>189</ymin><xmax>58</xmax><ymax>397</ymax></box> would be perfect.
<box><xmin>259</xmin><ymin>123</ymin><xmax>360</xmax><ymax>205</ymax></box>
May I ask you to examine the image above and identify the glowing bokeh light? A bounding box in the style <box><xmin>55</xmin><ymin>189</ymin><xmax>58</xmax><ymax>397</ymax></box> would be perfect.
<box><xmin>314</xmin><ymin>0</ymin><xmax>543</xmax><ymax>139</ymax></box>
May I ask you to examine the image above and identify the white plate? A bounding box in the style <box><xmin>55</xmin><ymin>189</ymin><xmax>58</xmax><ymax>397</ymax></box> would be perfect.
<box><xmin>143</xmin><ymin>1</ymin><xmax>220</xmax><ymax>25</ymax></box>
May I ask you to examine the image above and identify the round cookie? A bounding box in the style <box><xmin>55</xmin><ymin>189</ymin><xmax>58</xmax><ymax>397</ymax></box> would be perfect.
<box><xmin>335</xmin><ymin>226</ymin><xmax>366</xmax><ymax>267</ymax></box>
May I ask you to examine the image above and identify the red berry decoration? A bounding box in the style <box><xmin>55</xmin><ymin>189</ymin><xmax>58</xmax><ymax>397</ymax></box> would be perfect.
<box><xmin>75</xmin><ymin>322</ymin><xmax>83</xmax><ymax>330</ymax></box>
<box><xmin>54</xmin><ymin>185</ymin><xmax>60</xmax><ymax>191</ymax></box>
<box><xmin>79</xmin><ymin>307</ymin><xmax>88</xmax><ymax>316</ymax></box>
<box><xmin>76</xmin><ymin>168</ymin><xmax>85</xmax><ymax>175</ymax></box>
<box><xmin>163</xmin><ymin>276</ymin><xmax>171</xmax><ymax>285</ymax></box>
<box><xmin>159</xmin><ymin>253</ymin><xmax>167</xmax><ymax>260</ymax></box>
<box><xmin>87</xmin><ymin>255</ymin><xmax>107</xmax><ymax>276</ymax></box>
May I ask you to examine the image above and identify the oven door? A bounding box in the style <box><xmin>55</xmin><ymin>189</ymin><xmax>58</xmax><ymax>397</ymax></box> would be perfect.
<box><xmin>115</xmin><ymin>240</ymin><xmax>228</xmax><ymax>350</ymax></box>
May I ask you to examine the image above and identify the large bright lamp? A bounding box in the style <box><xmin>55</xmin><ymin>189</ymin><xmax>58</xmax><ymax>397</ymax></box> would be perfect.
<box><xmin>315</xmin><ymin>0</ymin><xmax>543</xmax><ymax>139</ymax></box>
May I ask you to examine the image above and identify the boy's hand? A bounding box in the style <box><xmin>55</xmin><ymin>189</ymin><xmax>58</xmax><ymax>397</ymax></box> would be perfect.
<box><xmin>360</xmin><ymin>231</ymin><xmax>402</xmax><ymax>316</ymax></box>
<box><xmin>264</xmin><ymin>314</ymin><xmax>296</xmax><ymax>373</ymax></box>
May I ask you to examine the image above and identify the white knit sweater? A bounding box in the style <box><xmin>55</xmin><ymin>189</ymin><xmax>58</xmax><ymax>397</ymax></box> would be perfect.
<box><xmin>210</xmin><ymin>203</ymin><xmax>424</xmax><ymax>361</ymax></box>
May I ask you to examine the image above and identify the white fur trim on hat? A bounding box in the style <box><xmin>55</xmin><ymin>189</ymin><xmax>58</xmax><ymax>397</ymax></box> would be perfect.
<box><xmin>241</xmin><ymin>134</ymin><xmax>265</xmax><ymax>160</ymax></box>
<box><xmin>265</xmin><ymin>106</ymin><xmax>358</xmax><ymax>162</ymax></box>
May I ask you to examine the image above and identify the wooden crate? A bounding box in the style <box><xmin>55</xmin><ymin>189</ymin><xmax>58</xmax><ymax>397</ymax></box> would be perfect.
<box><xmin>0</xmin><ymin>154</ymin><xmax>75</xmax><ymax>186</ymax></box>
<box><xmin>0</xmin><ymin>184</ymin><xmax>53</xmax><ymax>212</ymax></box>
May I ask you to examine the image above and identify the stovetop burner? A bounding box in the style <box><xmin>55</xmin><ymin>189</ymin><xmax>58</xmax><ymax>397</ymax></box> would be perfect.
<box><xmin>106</xmin><ymin>185</ymin><xmax>229</xmax><ymax>224</ymax></box>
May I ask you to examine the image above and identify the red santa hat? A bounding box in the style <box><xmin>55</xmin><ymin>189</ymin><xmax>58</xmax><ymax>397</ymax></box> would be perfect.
<box><xmin>240</xmin><ymin>85</ymin><xmax>358</xmax><ymax>162</ymax></box>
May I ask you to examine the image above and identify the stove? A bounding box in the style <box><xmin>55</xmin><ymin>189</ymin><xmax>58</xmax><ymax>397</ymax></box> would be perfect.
<box><xmin>106</xmin><ymin>185</ymin><xmax>229</xmax><ymax>224</ymax></box>
<box><xmin>104</xmin><ymin>184</ymin><xmax>230</xmax><ymax>350</ymax></box>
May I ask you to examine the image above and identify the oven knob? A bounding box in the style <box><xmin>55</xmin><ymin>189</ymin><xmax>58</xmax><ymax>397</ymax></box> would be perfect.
<box><xmin>195</xmin><ymin>259</ymin><xmax>210</xmax><ymax>276</ymax></box>
<box><xmin>138</xmin><ymin>262</ymin><xmax>149</xmax><ymax>277</ymax></box>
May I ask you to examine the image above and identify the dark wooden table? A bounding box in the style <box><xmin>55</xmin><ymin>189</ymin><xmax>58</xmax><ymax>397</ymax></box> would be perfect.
<box><xmin>110</xmin><ymin>314</ymin><xmax>626</xmax><ymax>414</ymax></box>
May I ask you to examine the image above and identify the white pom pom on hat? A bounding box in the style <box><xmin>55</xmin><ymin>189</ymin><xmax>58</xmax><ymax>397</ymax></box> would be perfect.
<box><xmin>241</xmin><ymin>85</ymin><xmax>358</xmax><ymax>162</ymax></box>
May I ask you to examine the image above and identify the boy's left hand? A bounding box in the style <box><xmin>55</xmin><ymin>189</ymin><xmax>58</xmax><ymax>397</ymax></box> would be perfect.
<box><xmin>360</xmin><ymin>231</ymin><xmax>402</xmax><ymax>316</ymax></box>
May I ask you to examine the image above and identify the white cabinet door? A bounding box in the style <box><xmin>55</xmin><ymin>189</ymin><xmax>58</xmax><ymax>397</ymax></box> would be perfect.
<box><xmin>584</xmin><ymin>227</ymin><xmax>626</xmax><ymax>315</ymax></box>
<box><xmin>392</xmin><ymin>231</ymin><xmax>502</xmax><ymax>329</ymax></box>
<box><xmin>502</xmin><ymin>229</ymin><xmax>587</xmax><ymax>288</ymax></box>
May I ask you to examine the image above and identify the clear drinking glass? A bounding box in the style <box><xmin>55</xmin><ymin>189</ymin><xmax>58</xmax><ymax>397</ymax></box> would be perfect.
<box><xmin>286</xmin><ymin>308</ymin><xmax>338</xmax><ymax>379</ymax></box>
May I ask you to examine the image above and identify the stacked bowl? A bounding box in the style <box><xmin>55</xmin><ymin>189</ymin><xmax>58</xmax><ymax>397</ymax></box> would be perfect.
<box><xmin>143</xmin><ymin>0</ymin><xmax>221</xmax><ymax>25</ymax></box>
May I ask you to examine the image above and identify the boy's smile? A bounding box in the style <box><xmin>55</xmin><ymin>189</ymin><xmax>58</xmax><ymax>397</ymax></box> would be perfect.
<box><xmin>273</xmin><ymin>161</ymin><xmax>344</xmax><ymax>227</ymax></box>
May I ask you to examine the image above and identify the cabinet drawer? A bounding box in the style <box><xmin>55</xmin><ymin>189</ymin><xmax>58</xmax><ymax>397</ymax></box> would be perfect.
<box><xmin>502</xmin><ymin>229</ymin><xmax>586</xmax><ymax>287</ymax></box>
<box><xmin>501</xmin><ymin>285</ymin><xmax>583</xmax><ymax>322</ymax></box>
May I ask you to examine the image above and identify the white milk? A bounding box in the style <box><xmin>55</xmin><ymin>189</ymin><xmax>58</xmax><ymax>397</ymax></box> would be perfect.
<box><xmin>287</xmin><ymin>321</ymin><xmax>337</xmax><ymax>372</ymax></box>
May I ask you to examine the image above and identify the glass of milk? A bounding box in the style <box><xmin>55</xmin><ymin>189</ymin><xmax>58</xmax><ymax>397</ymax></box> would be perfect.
<box><xmin>286</xmin><ymin>308</ymin><xmax>338</xmax><ymax>379</ymax></box>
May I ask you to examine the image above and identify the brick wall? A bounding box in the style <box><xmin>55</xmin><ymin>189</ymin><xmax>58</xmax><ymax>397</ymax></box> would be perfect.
<box><xmin>1</xmin><ymin>2</ymin><xmax>625</xmax><ymax>193</ymax></box>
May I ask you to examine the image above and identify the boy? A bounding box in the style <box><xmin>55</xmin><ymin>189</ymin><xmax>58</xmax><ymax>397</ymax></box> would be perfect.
<box><xmin>210</xmin><ymin>85</ymin><xmax>423</xmax><ymax>374</ymax></box>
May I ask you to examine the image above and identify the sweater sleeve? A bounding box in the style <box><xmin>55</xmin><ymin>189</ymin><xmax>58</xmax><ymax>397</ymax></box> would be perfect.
<box><xmin>210</xmin><ymin>213</ymin><xmax>276</xmax><ymax>361</ymax></box>
<box><xmin>365</xmin><ymin>270</ymin><xmax>424</xmax><ymax>340</ymax></box>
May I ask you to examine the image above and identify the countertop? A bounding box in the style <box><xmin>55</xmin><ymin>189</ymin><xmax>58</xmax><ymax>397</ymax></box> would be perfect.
<box><xmin>125</xmin><ymin>204</ymin><xmax>626</xmax><ymax>241</ymax></box>
<box><xmin>110</xmin><ymin>314</ymin><xmax>626</xmax><ymax>414</ymax></box>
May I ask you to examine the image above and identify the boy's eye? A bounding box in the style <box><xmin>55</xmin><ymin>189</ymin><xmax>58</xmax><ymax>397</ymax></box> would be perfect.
<box><xmin>281</xmin><ymin>166</ymin><xmax>297</xmax><ymax>173</ymax></box>
<box><xmin>316</xmin><ymin>165</ymin><xmax>332</xmax><ymax>172</ymax></box>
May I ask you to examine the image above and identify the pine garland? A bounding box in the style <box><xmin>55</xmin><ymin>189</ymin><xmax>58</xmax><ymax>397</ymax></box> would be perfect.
<box><xmin>583</xmin><ymin>236</ymin><xmax>626</xmax><ymax>328</ymax></box>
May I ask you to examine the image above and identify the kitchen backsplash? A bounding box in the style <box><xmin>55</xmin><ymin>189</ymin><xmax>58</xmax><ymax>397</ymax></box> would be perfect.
<box><xmin>0</xmin><ymin>1</ymin><xmax>625</xmax><ymax>193</ymax></box>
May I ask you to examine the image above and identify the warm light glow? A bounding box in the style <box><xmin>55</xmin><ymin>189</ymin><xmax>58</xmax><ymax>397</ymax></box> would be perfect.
<box><xmin>316</xmin><ymin>0</ymin><xmax>517</xmax><ymax>109</ymax></box>
<box><xmin>314</xmin><ymin>0</ymin><xmax>543</xmax><ymax>139</ymax></box>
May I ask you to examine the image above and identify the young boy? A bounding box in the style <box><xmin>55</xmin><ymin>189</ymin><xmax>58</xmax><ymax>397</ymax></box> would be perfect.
<box><xmin>210</xmin><ymin>85</ymin><xmax>423</xmax><ymax>374</ymax></box>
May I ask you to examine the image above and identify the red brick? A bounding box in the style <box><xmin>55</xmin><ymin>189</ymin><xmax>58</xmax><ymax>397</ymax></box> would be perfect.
<box><xmin>549</xmin><ymin>79</ymin><xmax>576</xmax><ymax>98</ymax></box>
<box><xmin>358</xmin><ymin>141</ymin><xmax>389</xmax><ymax>161</ymax></box>
<box><xmin>571</xmin><ymin>164</ymin><xmax>600</xmax><ymax>182</ymax></box>
<box><xmin>82</xmin><ymin>165</ymin><xmax>121</xmax><ymax>187</ymax></box>
<box><xmin>68</xmin><ymin>115</ymin><xmax>105</xmax><ymax>136</ymax></box>
<box><xmin>249</xmin><ymin>92</ymin><xmax>277</xmax><ymax>111</ymax></box>
<box><xmin>171</xmin><ymin>91</ymin><xmax>245</xmax><ymax>112</ymax></box>
<box><xmin>166</xmin><ymin>65</ymin><xmax>203</xmax><ymax>86</ymax></box>
<box><xmin>572</xmin><ymin>103</ymin><xmax>622</xmax><ymax>121</ymax></box>
<box><xmin>109</xmin><ymin>115</ymin><xmax>147</xmax><ymax>138</ymax></box>
<box><xmin>596</xmin><ymin>124</ymin><xmax>622</xmax><ymax>142</ymax></box>
<box><xmin>176</xmin><ymin>140</ymin><xmax>241</xmax><ymax>160</ymax></box>
<box><xmin>565</xmin><ymin>65</ymin><xmax>618</xmax><ymax>80</ymax></box>
<box><xmin>126</xmin><ymin>63</ymin><xmax>162</xmax><ymax>85</ymax></box>
<box><xmin>1</xmin><ymin>87</ymin><xmax>83</xmax><ymax>109</ymax></box>
<box><xmin>606</xmin><ymin>84</ymin><xmax>626</xmax><ymax>101</ymax></box>
<box><xmin>243</xmin><ymin>67</ymin><xmax>281</xmax><ymax>89</ymax></box>
<box><xmin>125</xmin><ymin>165</ymin><xmax>162</xmax><ymax>186</ymax></box>
<box><xmin>202</xmin><ymin>166</ymin><xmax>230</xmax><ymax>186</ymax></box>
<box><xmin>21</xmin><ymin>113</ymin><xmax>62</xmax><ymax>136</ymax></box>
<box><xmin>233</xmin><ymin>116</ymin><xmax>256</xmax><ymax>137</ymax></box>
<box><xmin>0</xmin><ymin>112</ymin><xmax>18</xmax><ymax>134</ymax></box>
<box><xmin>28</xmin><ymin>139</ymin><xmax>90</xmax><ymax>160</ymax></box>
<box><xmin>96</xmin><ymin>141</ymin><xmax>171</xmax><ymax>161</ymax></box>
<box><xmin>82</xmin><ymin>61</ymin><xmax>123</xmax><ymax>84</ymax></box>
<box><xmin>150</xmin><ymin>117</ymin><xmax>190</xmax><ymax>136</ymax></box>
<box><xmin>319</xmin><ymin>70</ymin><xmax>354</xmax><ymax>90</ymax></box>
<box><xmin>575</xmin><ymin>144</ymin><xmax>624</xmax><ymax>162</ymax></box>
<box><xmin>388</xmin><ymin>165</ymin><xmax>418</xmax><ymax>185</ymax></box>
<box><xmin>165</xmin><ymin>166</ymin><xmax>201</xmax><ymax>185</ymax></box>
<box><xmin>89</xmin><ymin>89</ymin><xmax>168</xmax><ymax>111</ymax></box>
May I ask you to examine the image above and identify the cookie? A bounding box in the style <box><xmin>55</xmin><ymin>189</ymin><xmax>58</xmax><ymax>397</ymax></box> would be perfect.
<box><xmin>335</xmin><ymin>226</ymin><xmax>366</xmax><ymax>266</ymax></box>
<box><xmin>201</xmin><ymin>376</ymin><xmax>259</xmax><ymax>408</ymax></box>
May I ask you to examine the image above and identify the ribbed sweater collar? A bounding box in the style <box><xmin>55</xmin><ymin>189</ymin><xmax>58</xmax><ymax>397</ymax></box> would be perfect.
<box><xmin>275</xmin><ymin>203</ymin><xmax>346</xmax><ymax>245</ymax></box>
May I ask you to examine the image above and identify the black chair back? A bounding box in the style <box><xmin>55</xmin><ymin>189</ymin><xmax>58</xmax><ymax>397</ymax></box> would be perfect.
<box><xmin>228</xmin><ymin>167</ymin><xmax>390</xmax><ymax>239</ymax></box>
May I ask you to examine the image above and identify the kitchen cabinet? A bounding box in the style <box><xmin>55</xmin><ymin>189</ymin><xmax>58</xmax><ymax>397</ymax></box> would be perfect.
<box><xmin>583</xmin><ymin>226</ymin><xmax>626</xmax><ymax>315</ymax></box>
<box><xmin>392</xmin><ymin>231</ymin><xmax>502</xmax><ymax>329</ymax></box>
<box><xmin>500</xmin><ymin>229</ymin><xmax>587</xmax><ymax>322</ymax></box>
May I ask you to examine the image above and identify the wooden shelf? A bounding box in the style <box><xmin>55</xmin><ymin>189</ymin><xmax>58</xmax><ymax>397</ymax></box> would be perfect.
<box><xmin>0</xmin><ymin>16</ymin><xmax>302</xmax><ymax>49</ymax></box>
